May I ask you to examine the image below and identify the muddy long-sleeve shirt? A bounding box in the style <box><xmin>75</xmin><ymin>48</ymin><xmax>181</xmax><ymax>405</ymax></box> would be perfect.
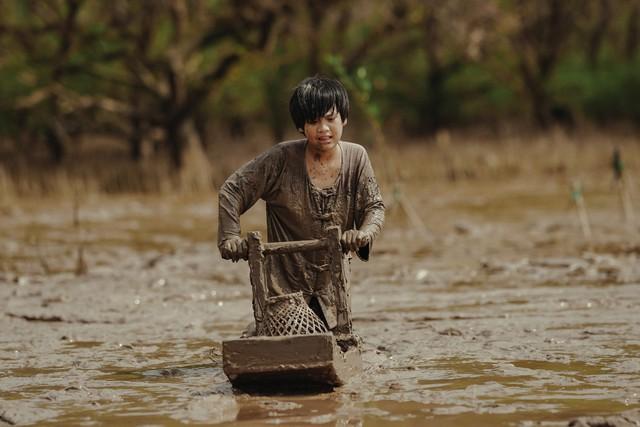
<box><xmin>218</xmin><ymin>139</ymin><xmax>384</xmax><ymax>329</ymax></box>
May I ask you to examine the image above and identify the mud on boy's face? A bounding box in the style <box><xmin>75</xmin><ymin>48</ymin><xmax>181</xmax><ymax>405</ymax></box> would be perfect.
<box><xmin>303</xmin><ymin>107</ymin><xmax>347</xmax><ymax>153</ymax></box>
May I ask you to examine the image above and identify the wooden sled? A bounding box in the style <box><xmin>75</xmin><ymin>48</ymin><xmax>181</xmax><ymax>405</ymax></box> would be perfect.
<box><xmin>222</xmin><ymin>226</ymin><xmax>361</xmax><ymax>389</ymax></box>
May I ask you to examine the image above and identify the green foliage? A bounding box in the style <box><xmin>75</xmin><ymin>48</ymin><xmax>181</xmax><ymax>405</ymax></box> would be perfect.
<box><xmin>446</xmin><ymin>64</ymin><xmax>516</xmax><ymax>124</ymax></box>
<box><xmin>582</xmin><ymin>60</ymin><xmax>640</xmax><ymax>123</ymax></box>
<box><xmin>551</xmin><ymin>54</ymin><xmax>640</xmax><ymax>123</ymax></box>
<box><xmin>1</xmin><ymin>0</ymin><xmax>640</xmax><ymax>161</ymax></box>
<box><xmin>326</xmin><ymin>55</ymin><xmax>380</xmax><ymax>121</ymax></box>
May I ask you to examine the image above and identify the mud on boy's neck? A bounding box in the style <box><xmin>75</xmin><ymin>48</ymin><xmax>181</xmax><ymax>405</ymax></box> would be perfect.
<box><xmin>305</xmin><ymin>142</ymin><xmax>342</xmax><ymax>189</ymax></box>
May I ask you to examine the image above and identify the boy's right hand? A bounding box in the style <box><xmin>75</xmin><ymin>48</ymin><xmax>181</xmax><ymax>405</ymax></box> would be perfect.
<box><xmin>220</xmin><ymin>236</ymin><xmax>248</xmax><ymax>262</ymax></box>
<box><xmin>341</xmin><ymin>229</ymin><xmax>371</xmax><ymax>253</ymax></box>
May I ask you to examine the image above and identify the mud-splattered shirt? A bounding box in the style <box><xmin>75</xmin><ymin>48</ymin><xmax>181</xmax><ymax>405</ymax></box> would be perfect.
<box><xmin>218</xmin><ymin>139</ymin><xmax>384</xmax><ymax>329</ymax></box>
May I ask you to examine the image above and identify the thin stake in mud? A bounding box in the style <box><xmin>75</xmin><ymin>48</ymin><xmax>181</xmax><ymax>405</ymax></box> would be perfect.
<box><xmin>612</xmin><ymin>147</ymin><xmax>636</xmax><ymax>228</ymax></box>
<box><xmin>73</xmin><ymin>187</ymin><xmax>87</xmax><ymax>276</ymax></box>
<box><xmin>571</xmin><ymin>180</ymin><xmax>592</xmax><ymax>244</ymax></box>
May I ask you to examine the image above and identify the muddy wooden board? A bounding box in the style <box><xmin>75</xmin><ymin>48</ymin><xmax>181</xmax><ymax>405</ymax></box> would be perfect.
<box><xmin>223</xmin><ymin>333</ymin><xmax>361</xmax><ymax>388</ymax></box>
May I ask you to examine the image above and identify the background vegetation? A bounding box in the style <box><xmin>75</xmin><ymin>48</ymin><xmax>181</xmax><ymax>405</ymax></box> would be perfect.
<box><xmin>1</xmin><ymin>0</ymin><xmax>639</xmax><ymax>194</ymax></box>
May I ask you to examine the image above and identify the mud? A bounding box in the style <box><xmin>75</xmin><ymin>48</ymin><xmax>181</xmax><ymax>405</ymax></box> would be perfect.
<box><xmin>1</xmin><ymin>176</ymin><xmax>640</xmax><ymax>426</ymax></box>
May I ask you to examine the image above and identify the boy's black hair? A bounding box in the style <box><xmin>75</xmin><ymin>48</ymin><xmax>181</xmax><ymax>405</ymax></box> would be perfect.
<box><xmin>289</xmin><ymin>76</ymin><xmax>349</xmax><ymax>131</ymax></box>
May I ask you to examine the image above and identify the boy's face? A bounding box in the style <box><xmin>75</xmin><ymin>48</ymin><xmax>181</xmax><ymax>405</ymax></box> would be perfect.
<box><xmin>303</xmin><ymin>107</ymin><xmax>347</xmax><ymax>153</ymax></box>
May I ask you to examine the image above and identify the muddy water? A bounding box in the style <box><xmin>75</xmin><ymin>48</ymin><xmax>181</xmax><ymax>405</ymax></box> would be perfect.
<box><xmin>1</xmin><ymin>180</ymin><xmax>639</xmax><ymax>426</ymax></box>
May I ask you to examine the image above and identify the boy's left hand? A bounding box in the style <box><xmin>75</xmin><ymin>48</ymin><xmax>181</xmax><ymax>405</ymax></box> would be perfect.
<box><xmin>341</xmin><ymin>229</ymin><xmax>370</xmax><ymax>253</ymax></box>
<box><xmin>220</xmin><ymin>236</ymin><xmax>248</xmax><ymax>262</ymax></box>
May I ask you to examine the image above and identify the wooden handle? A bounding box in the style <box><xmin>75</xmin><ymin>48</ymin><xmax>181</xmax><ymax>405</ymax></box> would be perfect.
<box><xmin>262</xmin><ymin>238</ymin><xmax>327</xmax><ymax>255</ymax></box>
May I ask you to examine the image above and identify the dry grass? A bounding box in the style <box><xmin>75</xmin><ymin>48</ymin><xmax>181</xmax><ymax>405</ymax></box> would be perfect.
<box><xmin>1</xmin><ymin>129</ymin><xmax>638</xmax><ymax>202</ymax></box>
<box><xmin>374</xmin><ymin>129</ymin><xmax>639</xmax><ymax>184</ymax></box>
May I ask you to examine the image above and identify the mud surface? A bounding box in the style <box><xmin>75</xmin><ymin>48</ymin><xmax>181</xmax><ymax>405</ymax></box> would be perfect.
<box><xmin>1</xmin><ymin>176</ymin><xmax>640</xmax><ymax>426</ymax></box>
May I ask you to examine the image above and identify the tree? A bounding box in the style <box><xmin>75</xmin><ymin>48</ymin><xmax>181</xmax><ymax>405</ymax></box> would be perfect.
<box><xmin>413</xmin><ymin>0</ymin><xmax>497</xmax><ymax>132</ymax></box>
<box><xmin>625</xmin><ymin>0</ymin><xmax>640</xmax><ymax>59</ymax></box>
<box><xmin>1</xmin><ymin>0</ymin><xmax>88</xmax><ymax>164</ymax></box>
<box><xmin>93</xmin><ymin>0</ymin><xmax>287</xmax><ymax>169</ymax></box>
<box><xmin>504</xmin><ymin>0</ymin><xmax>577</xmax><ymax>127</ymax></box>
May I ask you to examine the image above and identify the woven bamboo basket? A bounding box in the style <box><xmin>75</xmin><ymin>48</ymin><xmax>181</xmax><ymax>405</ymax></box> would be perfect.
<box><xmin>263</xmin><ymin>292</ymin><xmax>328</xmax><ymax>336</ymax></box>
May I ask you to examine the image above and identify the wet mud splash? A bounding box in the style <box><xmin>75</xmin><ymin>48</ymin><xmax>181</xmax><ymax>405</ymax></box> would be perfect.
<box><xmin>1</xmin><ymin>181</ymin><xmax>639</xmax><ymax>426</ymax></box>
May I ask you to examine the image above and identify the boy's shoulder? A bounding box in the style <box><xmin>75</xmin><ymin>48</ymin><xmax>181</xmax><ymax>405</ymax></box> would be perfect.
<box><xmin>261</xmin><ymin>139</ymin><xmax>305</xmax><ymax>160</ymax></box>
<box><xmin>340</xmin><ymin>141</ymin><xmax>366</xmax><ymax>152</ymax></box>
<box><xmin>340</xmin><ymin>141</ymin><xmax>369</xmax><ymax>160</ymax></box>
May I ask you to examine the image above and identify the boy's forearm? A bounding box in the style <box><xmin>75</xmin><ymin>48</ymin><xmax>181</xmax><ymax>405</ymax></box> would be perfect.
<box><xmin>217</xmin><ymin>189</ymin><xmax>242</xmax><ymax>248</ymax></box>
<box><xmin>355</xmin><ymin>204</ymin><xmax>385</xmax><ymax>261</ymax></box>
<box><xmin>359</xmin><ymin>205</ymin><xmax>385</xmax><ymax>241</ymax></box>
<box><xmin>359</xmin><ymin>222</ymin><xmax>381</xmax><ymax>239</ymax></box>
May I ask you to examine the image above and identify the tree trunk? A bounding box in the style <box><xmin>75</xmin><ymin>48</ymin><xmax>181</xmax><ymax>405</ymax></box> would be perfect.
<box><xmin>587</xmin><ymin>0</ymin><xmax>611</xmax><ymax>67</ymax></box>
<box><xmin>45</xmin><ymin>127</ymin><xmax>65</xmax><ymax>165</ymax></box>
<box><xmin>423</xmin><ymin>66</ymin><xmax>446</xmax><ymax>133</ymax></box>
<box><xmin>519</xmin><ymin>61</ymin><xmax>551</xmax><ymax>128</ymax></box>
<box><xmin>178</xmin><ymin>119</ymin><xmax>213</xmax><ymax>192</ymax></box>
<box><xmin>305</xmin><ymin>0</ymin><xmax>328</xmax><ymax>74</ymax></box>
<box><xmin>422</xmin><ymin>7</ymin><xmax>447</xmax><ymax>134</ymax></box>
<box><xmin>129</xmin><ymin>115</ymin><xmax>143</xmax><ymax>162</ymax></box>
<box><xmin>165</xmin><ymin>122</ymin><xmax>183</xmax><ymax>169</ymax></box>
<box><xmin>44</xmin><ymin>118</ymin><xmax>71</xmax><ymax>165</ymax></box>
<box><xmin>625</xmin><ymin>3</ymin><xmax>639</xmax><ymax>60</ymax></box>
<box><xmin>265</xmin><ymin>69</ymin><xmax>288</xmax><ymax>141</ymax></box>
<box><xmin>164</xmin><ymin>116</ymin><xmax>214</xmax><ymax>193</ymax></box>
<box><xmin>193</xmin><ymin>112</ymin><xmax>209</xmax><ymax>149</ymax></box>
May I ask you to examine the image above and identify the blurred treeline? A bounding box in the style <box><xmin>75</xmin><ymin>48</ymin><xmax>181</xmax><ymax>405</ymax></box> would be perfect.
<box><xmin>1</xmin><ymin>0</ymin><xmax>640</xmax><ymax>180</ymax></box>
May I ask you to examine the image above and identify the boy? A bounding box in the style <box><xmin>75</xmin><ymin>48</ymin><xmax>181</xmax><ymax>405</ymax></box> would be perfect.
<box><xmin>218</xmin><ymin>76</ymin><xmax>384</xmax><ymax>331</ymax></box>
